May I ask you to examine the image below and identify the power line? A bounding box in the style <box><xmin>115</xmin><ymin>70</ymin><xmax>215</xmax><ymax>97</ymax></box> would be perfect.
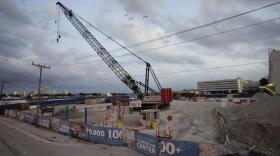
<box><xmin>32</xmin><ymin>62</ymin><xmax>50</xmax><ymax>127</ymax></box>
<box><xmin>75</xmin><ymin>1</ymin><xmax>280</xmax><ymax>60</ymax></box>
<box><xmin>51</xmin><ymin>60</ymin><xmax>266</xmax><ymax>83</ymax></box>
<box><xmin>75</xmin><ymin>13</ymin><xmax>147</xmax><ymax>63</ymax></box>
<box><xmin>52</xmin><ymin>17</ymin><xmax>280</xmax><ymax>67</ymax></box>
<box><xmin>156</xmin><ymin>60</ymin><xmax>267</xmax><ymax>76</ymax></box>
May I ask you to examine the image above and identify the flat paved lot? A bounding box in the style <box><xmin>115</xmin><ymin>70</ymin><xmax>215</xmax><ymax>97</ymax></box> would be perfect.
<box><xmin>0</xmin><ymin>117</ymin><xmax>141</xmax><ymax>156</ymax></box>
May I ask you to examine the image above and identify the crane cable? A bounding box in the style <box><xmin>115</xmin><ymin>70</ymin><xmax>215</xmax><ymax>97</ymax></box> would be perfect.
<box><xmin>76</xmin><ymin>1</ymin><xmax>280</xmax><ymax>59</ymax></box>
<box><xmin>74</xmin><ymin>13</ymin><xmax>148</xmax><ymax>64</ymax></box>
<box><xmin>52</xmin><ymin>16</ymin><xmax>280</xmax><ymax>67</ymax></box>
<box><xmin>100</xmin><ymin>1</ymin><xmax>280</xmax><ymax>53</ymax></box>
<box><xmin>56</xmin><ymin>5</ymin><xmax>61</xmax><ymax>43</ymax></box>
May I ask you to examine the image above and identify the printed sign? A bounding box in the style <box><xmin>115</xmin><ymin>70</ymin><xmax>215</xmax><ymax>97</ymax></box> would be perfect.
<box><xmin>51</xmin><ymin>118</ymin><xmax>61</xmax><ymax>132</ymax></box>
<box><xmin>39</xmin><ymin>116</ymin><xmax>51</xmax><ymax>129</ymax></box>
<box><xmin>25</xmin><ymin>113</ymin><xmax>35</xmax><ymax>124</ymax></box>
<box><xmin>160</xmin><ymin>139</ymin><xmax>199</xmax><ymax>156</ymax></box>
<box><xmin>85</xmin><ymin>126</ymin><xmax>124</xmax><ymax>145</ymax></box>
<box><xmin>59</xmin><ymin>120</ymin><xmax>71</xmax><ymax>135</ymax></box>
<box><xmin>134</xmin><ymin>132</ymin><xmax>159</xmax><ymax>156</ymax></box>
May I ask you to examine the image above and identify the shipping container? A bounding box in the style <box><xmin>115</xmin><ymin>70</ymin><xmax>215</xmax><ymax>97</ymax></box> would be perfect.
<box><xmin>160</xmin><ymin>88</ymin><xmax>172</xmax><ymax>105</ymax></box>
<box><xmin>16</xmin><ymin>103</ymin><xmax>30</xmax><ymax>111</ymax></box>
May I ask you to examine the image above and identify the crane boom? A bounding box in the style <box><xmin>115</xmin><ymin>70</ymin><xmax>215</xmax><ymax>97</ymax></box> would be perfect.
<box><xmin>56</xmin><ymin>2</ymin><xmax>142</xmax><ymax>95</ymax></box>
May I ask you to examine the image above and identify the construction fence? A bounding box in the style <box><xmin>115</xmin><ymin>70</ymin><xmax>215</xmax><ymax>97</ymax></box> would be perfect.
<box><xmin>3</xmin><ymin>109</ymin><xmax>230</xmax><ymax>156</ymax></box>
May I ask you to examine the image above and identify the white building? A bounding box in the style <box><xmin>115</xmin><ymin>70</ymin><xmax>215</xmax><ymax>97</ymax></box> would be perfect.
<box><xmin>268</xmin><ymin>49</ymin><xmax>280</xmax><ymax>94</ymax></box>
<box><xmin>243</xmin><ymin>80</ymin><xmax>259</xmax><ymax>91</ymax></box>
<box><xmin>63</xmin><ymin>90</ymin><xmax>69</xmax><ymax>95</ymax></box>
<box><xmin>40</xmin><ymin>87</ymin><xmax>55</xmax><ymax>95</ymax></box>
<box><xmin>197</xmin><ymin>78</ymin><xmax>244</xmax><ymax>94</ymax></box>
<box><xmin>13</xmin><ymin>90</ymin><xmax>26</xmax><ymax>96</ymax></box>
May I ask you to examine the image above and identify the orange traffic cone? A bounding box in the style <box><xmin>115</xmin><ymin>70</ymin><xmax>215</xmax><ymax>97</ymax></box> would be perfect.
<box><xmin>165</xmin><ymin>125</ymin><xmax>171</xmax><ymax>137</ymax></box>
<box><xmin>156</xmin><ymin>128</ymin><xmax>160</xmax><ymax>137</ymax></box>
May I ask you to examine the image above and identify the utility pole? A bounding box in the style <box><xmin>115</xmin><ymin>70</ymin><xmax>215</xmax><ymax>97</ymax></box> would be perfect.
<box><xmin>0</xmin><ymin>81</ymin><xmax>9</xmax><ymax>100</ymax></box>
<box><xmin>32</xmin><ymin>62</ymin><xmax>50</xmax><ymax>127</ymax></box>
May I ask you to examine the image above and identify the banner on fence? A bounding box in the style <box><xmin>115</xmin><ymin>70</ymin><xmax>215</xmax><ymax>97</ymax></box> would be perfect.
<box><xmin>123</xmin><ymin>128</ymin><xmax>135</xmax><ymax>148</ymax></box>
<box><xmin>8</xmin><ymin>110</ymin><xmax>16</xmax><ymax>118</ymax></box>
<box><xmin>70</xmin><ymin>122</ymin><xmax>85</xmax><ymax>139</ymax></box>
<box><xmin>39</xmin><ymin>116</ymin><xmax>51</xmax><ymax>129</ymax></box>
<box><xmin>51</xmin><ymin>118</ymin><xmax>61</xmax><ymax>132</ymax></box>
<box><xmin>85</xmin><ymin>125</ymin><xmax>124</xmax><ymax>145</ymax></box>
<box><xmin>160</xmin><ymin>139</ymin><xmax>199</xmax><ymax>156</ymax></box>
<box><xmin>25</xmin><ymin>113</ymin><xmax>35</xmax><ymax>124</ymax></box>
<box><xmin>134</xmin><ymin>132</ymin><xmax>159</xmax><ymax>156</ymax></box>
<box><xmin>4</xmin><ymin>109</ymin><xmax>9</xmax><ymax>117</ymax></box>
<box><xmin>59</xmin><ymin>120</ymin><xmax>71</xmax><ymax>135</ymax></box>
<box><xmin>16</xmin><ymin>111</ymin><xmax>21</xmax><ymax>120</ymax></box>
<box><xmin>17</xmin><ymin>111</ymin><xmax>26</xmax><ymax>121</ymax></box>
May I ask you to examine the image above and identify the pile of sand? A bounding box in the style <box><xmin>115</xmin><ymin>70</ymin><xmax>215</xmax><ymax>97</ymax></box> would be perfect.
<box><xmin>218</xmin><ymin>93</ymin><xmax>280</xmax><ymax>155</ymax></box>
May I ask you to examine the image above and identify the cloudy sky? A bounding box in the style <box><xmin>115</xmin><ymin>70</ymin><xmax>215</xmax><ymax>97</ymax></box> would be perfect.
<box><xmin>1</xmin><ymin>0</ymin><xmax>280</xmax><ymax>93</ymax></box>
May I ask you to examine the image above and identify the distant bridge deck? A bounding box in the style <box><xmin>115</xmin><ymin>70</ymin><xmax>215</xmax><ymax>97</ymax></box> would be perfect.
<box><xmin>0</xmin><ymin>97</ymin><xmax>85</xmax><ymax>109</ymax></box>
<box><xmin>0</xmin><ymin>95</ymin><xmax>130</xmax><ymax>109</ymax></box>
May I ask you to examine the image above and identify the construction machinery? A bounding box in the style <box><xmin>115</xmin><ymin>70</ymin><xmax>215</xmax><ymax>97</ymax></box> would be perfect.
<box><xmin>56</xmin><ymin>2</ymin><xmax>172</xmax><ymax>109</ymax></box>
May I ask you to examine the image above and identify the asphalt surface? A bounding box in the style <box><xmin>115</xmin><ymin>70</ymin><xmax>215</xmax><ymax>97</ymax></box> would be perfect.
<box><xmin>0</xmin><ymin>117</ymin><xmax>141</xmax><ymax>156</ymax></box>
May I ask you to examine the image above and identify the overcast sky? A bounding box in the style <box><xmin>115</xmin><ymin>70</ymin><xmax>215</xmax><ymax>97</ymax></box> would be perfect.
<box><xmin>1</xmin><ymin>0</ymin><xmax>279</xmax><ymax>93</ymax></box>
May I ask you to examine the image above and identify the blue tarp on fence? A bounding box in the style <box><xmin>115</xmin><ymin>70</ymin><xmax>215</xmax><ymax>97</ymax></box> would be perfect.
<box><xmin>25</xmin><ymin>113</ymin><xmax>35</xmax><ymax>124</ymax></box>
<box><xmin>59</xmin><ymin>120</ymin><xmax>71</xmax><ymax>135</ymax></box>
<box><xmin>39</xmin><ymin>116</ymin><xmax>51</xmax><ymax>129</ymax></box>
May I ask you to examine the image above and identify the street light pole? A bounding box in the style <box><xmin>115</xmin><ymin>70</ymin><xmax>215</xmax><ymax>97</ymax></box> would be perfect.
<box><xmin>0</xmin><ymin>81</ymin><xmax>9</xmax><ymax>100</ymax></box>
<box><xmin>32</xmin><ymin>62</ymin><xmax>50</xmax><ymax>127</ymax></box>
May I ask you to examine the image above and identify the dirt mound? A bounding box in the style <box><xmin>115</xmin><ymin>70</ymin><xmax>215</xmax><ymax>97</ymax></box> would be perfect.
<box><xmin>218</xmin><ymin>93</ymin><xmax>280</xmax><ymax>155</ymax></box>
<box><xmin>252</xmin><ymin>92</ymin><xmax>270</xmax><ymax>99</ymax></box>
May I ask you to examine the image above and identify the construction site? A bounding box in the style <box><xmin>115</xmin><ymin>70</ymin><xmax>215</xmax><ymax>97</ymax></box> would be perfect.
<box><xmin>0</xmin><ymin>1</ymin><xmax>280</xmax><ymax>156</ymax></box>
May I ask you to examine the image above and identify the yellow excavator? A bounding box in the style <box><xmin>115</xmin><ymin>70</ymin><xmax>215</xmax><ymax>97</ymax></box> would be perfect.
<box><xmin>259</xmin><ymin>83</ymin><xmax>276</xmax><ymax>95</ymax></box>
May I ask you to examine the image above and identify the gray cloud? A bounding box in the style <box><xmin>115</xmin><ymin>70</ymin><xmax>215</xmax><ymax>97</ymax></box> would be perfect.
<box><xmin>0</xmin><ymin>0</ymin><xmax>31</xmax><ymax>25</ymax></box>
<box><xmin>116</xmin><ymin>0</ymin><xmax>162</xmax><ymax>16</ymax></box>
<box><xmin>155</xmin><ymin>1</ymin><xmax>280</xmax><ymax>61</ymax></box>
<box><xmin>0</xmin><ymin>0</ymin><xmax>124</xmax><ymax>93</ymax></box>
<box><xmin>0</xmin><ymin>34</ymin><xmax>28</xmax><ymax>57</ymax></box>
<box><xmin>0</xmin><ymin>0</ymin><xmax>278</xmax><ymax>93</ymax></box>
